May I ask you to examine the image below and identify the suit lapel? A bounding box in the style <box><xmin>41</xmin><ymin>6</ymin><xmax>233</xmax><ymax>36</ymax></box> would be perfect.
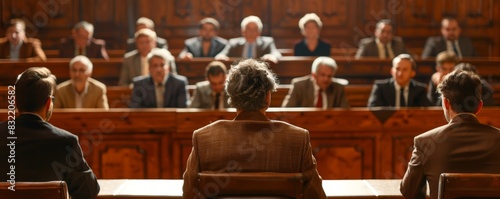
<box><xmin>192</xmin><ymin>39</ymin><xmax>202</xmax><ymax>57</ymax></box>
<box><xmin>306</xmin><ymin>79</ymin><xmax>316</xmax><ymax>107</ymax></box>
<box><xmin>407</xmin><ymin>80</ymin><xmax>416</xmax><ymax>106</ymax></box>
<box><xmin>388</xmin><ymin>79</ymin><xmax>396</xmax><ymax>106</ymax></box>
<box><xmin>162</xmin><ymin>74</ymin><xmax>173</xmax><ymax>107</ymax></box>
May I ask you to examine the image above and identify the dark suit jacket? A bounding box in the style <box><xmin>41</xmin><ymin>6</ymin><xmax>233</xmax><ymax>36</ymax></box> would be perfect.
<box><xmin>178</xmin><ymin>36</ymin><xmax>227</xmax><ymax>58</ymax></box>
<box><xmin>129</xmin><ymin>74</ymin><xmax>188</xmax><ymax>108</ymax></box>
<box><xmin>217</xmin><ymin>36</ymin><xmax>282</xmax><ymax>58</ymax></box>
<box><xmin>294</xmin><ymin>39</ymin><xmax>331</xmax><ymax>56</ymax></box>
<box><xmin>183</xmin><ymin>111</ymin><xmax>327</xmax><ymax>199</ymax></box>
<box><xmin>400</xmin><ymin>114</ymin><xmax>500</xmax><ymax>199</ymax></box>
<box><xmin>0</xmin><ymin>114</ymin><xmax>100</xmax><ymax>199</ymax></box>
<box><xmin>427</xmin><ymin>79</ymin><xmax>495</xmax><ymax>106</ymax></box>
<box><xmin>355</xmin><ymin>36</ymin><xmax>408</xmax><ymax>59</ymax></box>
<box><xmin>282</xmin><ymin>75</ymin><xmax>350</xmax><ymax>108</ymax></box>
<box><xmin>188</xmin><ymin>80</ymin><xmax>230</xmax><ymax>108</ymax></box>
<box><xmin>126</xmin><ymin>37</ymin><xmax>168</xmax><ymax>52</ymax></box>
<box><xmin>367</xmin><ymin>78</ymin><xmax>430</xmax><ymax>107</ymax></box>
<box><xmin>59</xmin><ymin>37</ymin><xmax>109</xmax><ymax>60</ymax></box>
<box><xmin>0</xmin><ymin>37</ymin><xmax>46</xmax><ymax>61</ymax></box>
<box><xmin>421</xmin><ymin>36</ymin><xmax>477</xmax><ymax>59</ymax></box>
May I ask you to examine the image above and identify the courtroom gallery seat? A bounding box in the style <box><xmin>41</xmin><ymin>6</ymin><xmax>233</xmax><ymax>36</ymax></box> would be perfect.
<box><xmin>438</xmin><ymin>173</ymin><xmax>500</xmax><ymax>199</ymax></box>
<box><xmin>0</xmin><ymin>181</ymin><xmax>69</xmax><ymax>199</ymax></box>
<box><xmin>198</xmin><ymin>172</ymin><xmax>303</xmax><ymax>199</ymax></box>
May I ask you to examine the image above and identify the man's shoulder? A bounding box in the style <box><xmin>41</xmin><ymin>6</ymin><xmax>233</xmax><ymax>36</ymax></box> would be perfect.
<box><xmin>410</xmin><ymin>79</ymin><xmax>427</xmax><ymax>88</ymax></box>
<box><xmin>56</xmin><ymin>80</ymin><xmax>73</xmax><ymax>90</ymax></box>
<box><xmin>228</xmin><ymin>37</ymin><xmax>244</xmax><ymax>45</ymax></box>
<box><xmin>373</xmin><ymin>78</ymin><xmax>392</xmax><ymax>85</ymax></box>
<box><xmin>90</xmin><ymin>38</ymin><xmax>106</xmax><ymax>46</ymax></box>
<box><xmin>184</xmin><ymin>37</ymin><xmax>199</xmax><ymax>44</ymax></box>
<box><xmin>88</xmin><ymin>78</ymin><xmax>107</xmax><ymax>90</ymax></box>
<box><xmin>195</xmin><ymin>80</ymin><xmax>210</xmax><ymax>88</ymax></box>
<box><xmin>124</xmin><ymin>50</ymin><xmax>139</xmax><ymax>59</ymax></box>
<box><xmin>260</xmin><ymin>36</ymin><xmax>275</xmax><ymax>43</ymax></box>
<box><xmin>426</xmin><ymin>36</ymin><xmax>444</xmax><ymax>43</ymax></box>
<box><xmin>213</xmin><ymin>36</ymin><xmax>228</xmax><ymax>44</ymax></box>
<box><xmin>25</xmin><ymin>38</ymin><xmax>42</xmax><ymax>45</ymax></box>
<box><xmin>359</xmin><ymin>37</ymin><xmax>376</xmax><ymax>45</ymax></box>
<box><xmin>291</xmin><ymin>75</ymin><xmax>312</xmax><ymax>85</ymax></box>
<box><xmin>132</xmin><ymin>75</ymin><xmax>149</xmax><ymax>84</ymax></box>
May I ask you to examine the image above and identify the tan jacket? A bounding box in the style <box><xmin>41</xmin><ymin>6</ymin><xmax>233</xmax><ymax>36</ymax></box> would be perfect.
<box><xmin>54</xmin><ymin>78</ymin><xmax>109</xmax><ymax>109</ymax></box>
<box><xmin>0</xmin><ymin>37</ymin><xmax>46</xmax><ymax>61</ymax></box>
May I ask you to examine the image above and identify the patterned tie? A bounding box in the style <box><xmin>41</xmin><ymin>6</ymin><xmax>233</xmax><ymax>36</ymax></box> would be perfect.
<box><xmin>400</xmin><ymin>88</ymin><xmax>406</xmax><ymax>107</ymax></box>
<box><xmin>214</xmin><ymin>93</ymin><xmax>220</xmax><ymax>109</ymax></box>
<box><xmin>316</xmin><ymin>89</ymin><xmax>323</xmax><ymax>108</ymax></box>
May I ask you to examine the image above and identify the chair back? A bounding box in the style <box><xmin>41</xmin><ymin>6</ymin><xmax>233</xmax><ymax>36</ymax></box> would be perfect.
<box><xmin>0</xmin><ymin>181</ymin><xmax>69</xmax><ymax>199</ymax></box>
<box><xmin>198</xmin><ymin>172</ymin><xmax>303</xmax><ymax>199</ymax></box>
<box><xmin>438</xmin><ymin>173</ymin><xmax>500</xmax><ymax>199</ymax></box>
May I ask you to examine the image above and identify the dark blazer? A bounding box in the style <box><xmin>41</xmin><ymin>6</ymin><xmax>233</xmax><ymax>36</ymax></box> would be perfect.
<box><xmin>126</xmin><ymin>37</ymin><xmax>168</xmax><ymax>53</ymax></box>
<box><xmin>59</xmin><ymin>37</ymin><xmax>109</xmax><ymax>60</ymax></box>
<box><xmin>294</xmin><ymin>39</ymin><xmax>331</xmax><ymax>56</ymax></box>
<box><xmin>129</xmin><ymin>74</ymin><xmax>188</xmax><ymax>108</ymax></box>
<box><xmin>355</xmin><ymin>36</ymin><xmax>408</xmax><ymax>59</ymax></box>
<box><xmin>421</xmin><ymin>36</ymin><xmax>477</xmax><ymax>59</ymax></box>
<box><xmin>282</xmin><ymin>75</ymin><xmax>350</xmax><ymax>108</ymax></box>
<box><xmin>0</xmin><ymin>114</ymin><xmax>100</xmax><ymax>199</ymax></box>
<box><xmin>427</xmin><ymin>79</ymin><xmax>495</xmax><ymax>106</ymax></box>
<box><xmin>178</xmin><ymin>36</ymin><xmax>227</xmax><ymax>58</ymax></box>
<box><xmin>189</xmin><ymin>80</ymin><xmax>230</xmax><ymax>108</ymax></box>
<box><xmin>367</xmin><ymin>78</ymin><xmax>430</xmax><ymax>107</ymax></box>
<box><xmin>217</xmin><ymin>36</ymin><xmax>282</xmax><ymax>58</ymax></box>
<box><xmin>183</xmin><ymin>111</ymin><xmax>327</xmax><ymax>199</ymax></box>
<box><xmin>400</xmin><ymin>114</ymin><xmax>500</xmax><ymax>199</ymax></box>
<box><xmin>0</xmin><ymin>37</ymin><xmax>46</xmax><ymax>61</ymax></box>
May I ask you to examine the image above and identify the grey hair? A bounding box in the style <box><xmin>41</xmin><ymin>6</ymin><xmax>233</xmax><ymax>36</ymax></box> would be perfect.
<box><xmin>74</xmin><ymin>21</ymin><xmax>94</xmax><ymax>35</ymax></box>
<box><xmin>298</xmin><ymin>13</ymin><xmax>323</xmax><ymax>35</ymax></box>
<box><xmin>136</xmin><ymin>17</ymin><xmax>155</xmax><ymax>29</ymax></box>
<box><xmin>146</xmin><ymin>48</ymin><xmax>177</xmax><ymax>73</ymax></box>
<box><xmin>241</xmin><ymin>15</ymin><xmax>263</xmax><ymax>32</ymax></box>
<box><xmin>134</xmin><ymin>28</ymin><xmax>157</xmax><ymax>40</ymax></box>
<box><xmin>311</xmin><ymin>56</ymin><xmax>337</xmax><ymax>74</ymax></box>
<box><xmin>375</xmin><ymin>19</ymin><xmax>392</xmax><ymax>32</ymax></box>
<box><xmin>225</xmin><ymin>59</ymin><xmax>278</xmax><ymax>111</ymax></box>
<box><xmin>69</xmin><ymin>55</ymin><xmax>93</xmax><ymax>74</ymax></box>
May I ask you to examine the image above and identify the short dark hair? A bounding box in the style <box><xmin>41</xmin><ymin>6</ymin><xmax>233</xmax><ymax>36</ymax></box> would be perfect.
<box><xmin>205</xmin><ymin>61</ymin><xmax>227</xmax><ymax>78</ymax></box>
<box><xmin>437</xmin><ymin>70</ymin><xmax>482</xmax><ymax>113</ymax></box>
<box><xmin>393</xmin><ymin>54</ymin><xmax>417</xmax><ymax>71</ymax></box>
<box><xmin>15</xmin><ymin>67</ymin><xmax>57</xmax><ymax>112</ymax></box>
<box><xmin>7</xmin><ymin>18</ymin><xmax>25</xmax><ymax>30</ymax></box>
<box><xmin>436</xmin><ymin>51</ymin><xmax>459</xmax><ymax>67</ymax></box>
<box><xmin>199</xmin><ymin>17</ymin><xmax>220</xmax><ymax>31</ymax></box>
<box><xmin>454</xmin><ymin>63</ymin><xmax>478</xmax><ymax>74</ymax></box>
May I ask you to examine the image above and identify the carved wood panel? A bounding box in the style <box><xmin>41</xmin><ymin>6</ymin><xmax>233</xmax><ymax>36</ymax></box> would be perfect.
<box><xmin>391</xmin><ymin>136</ymin><xmax>414</xmax><ymax>178</ymax></box>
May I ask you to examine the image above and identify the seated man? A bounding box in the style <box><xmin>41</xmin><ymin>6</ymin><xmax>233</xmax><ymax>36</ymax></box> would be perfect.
<box><xmin>54</xmin><ymin>55</ymin><xmax>109</xmax><ymax>109</ymax></box>
<box><xmin>126</xmin><ymin>17</ymin><xmax>167</xmax><ymax>52</ymax></box>
<box><xmin>179</xmin><ymin>17</ymin><xmax>227</xmax><ymax>60</ymax></box>
<box><xmin>119</xmin><ymin>28</ymin><xmax>158</xmax><ymax>86</ymax></box>
<box><xmin>183</xmin><ymin>58</ymin><xmax>326</xmax><ymax>198</ymax></box>
<box><xmin>367</xmin><ymin>54</ymin><xmax>429</xmax><ymax>107</ymax></box>
<box><xmin>427</xmin><ymin>51</ymin><xmax>459</xmax><ymax>105</ymax></box>
<box><xmin>189</xmin><ymin>61</ymin><xmax>229</xmax><ymax>109</ymax></box>
<box><xmin>454</xmin><ymin>63</ymin><xmax>495</xmax><ymax>106</ymax></box>
<box><xmin>215</xmin><ymin>15</ymin><xmax>282</xmax><ymax>63</ymax></box>
<box><xmin>282</xmin><ymin>56</ymin><xmax>349</xmax><ymax>108</ymax></box>
<box><xmin>355</xmin><ymin>19</ymin><xmax>408</xmax><ymax>59</ymax></box>
<box><xmin>0</xmin><ymin>67</ymin><xmax>100</xmax><ymax>199</ymax></box>
<box><xmin>422</xmin><ymin>17</ymin><xmax>477</xmax><ymax>59</ymax></box>
<box><xmin>129</xmin><ymin>49</ymin><xmax>188</xmax><ymax>108</ymax></box>
<box><xmin>0</xmin><ymin>18</ymin><xmax>46</xmax><ymax>61</ymax></box>
<box><xmin>59</xmin><ymin>21</ymin><xmax>109</xmax><ymax>60</ymax></box>
<box><xmin>400</xmin><ymin>69</ymin><xmax>500</xmax><ymax>199</ymax></box>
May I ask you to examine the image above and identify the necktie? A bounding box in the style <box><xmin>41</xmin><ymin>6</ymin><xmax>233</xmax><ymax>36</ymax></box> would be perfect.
<box><xmin>247</xmin><ymin>43</ymin><xmax>253</xmax><ymax>58</ymax></box>
<box><xmin>384</xmin><ymin>44</ymin><xmax>390</xmax><ymax>59</ymax></box>
<box><xmin>214</xmin><ymin>93</ymin><xmax>220</xmax><ymax>109</ymax></box>
<box><xmin>400</xmin><ymin>88</ymin><xmax>406</xmax><ymax>107</ymax></box>
<box><xmin>316</xmin><ymin>89</ymin><xmax>323</xmax><ymax>108</ymax></box>
<box><xmin>156</xmin><ymin>83</ymin><xmax>163</xmax><ymax>108</ymax></box>
<box><xmin>452</xmin><ymin>42</ymin><xmax>460</xmax><ymax>57</ymax></box>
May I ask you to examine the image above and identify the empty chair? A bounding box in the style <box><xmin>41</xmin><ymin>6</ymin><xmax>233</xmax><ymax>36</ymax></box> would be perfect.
<box><xmin>438</xmin><ymin>173</ymin><xmax>500</xmax><ymax>199</ymax></box>
<box><xmin>0</xmin><ymin>181</ymin><xmax>69</xmax><ymax>199</ymax></box>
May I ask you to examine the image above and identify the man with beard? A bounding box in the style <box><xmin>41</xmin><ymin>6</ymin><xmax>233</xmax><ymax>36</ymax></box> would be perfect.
<box><xmin>54</xmin><ymin>55</ymin><xmax>109</xmax><ymax>109</ymax></box>
<box><xmin>178</xmin><ymin>18</ymin><xmax>227</xmax><ymax>60</ymax></box>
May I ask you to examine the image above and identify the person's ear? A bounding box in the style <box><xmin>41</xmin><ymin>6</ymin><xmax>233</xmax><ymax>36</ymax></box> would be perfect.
<box><xmin>442</xmin><ymin>96</ymin><xmax>451</xmax><ymax>110</ymax></box>
<box><xmin>474</xmin><ymin>100</ymin><xmax>483</xmax><ymax>114</ymax></box>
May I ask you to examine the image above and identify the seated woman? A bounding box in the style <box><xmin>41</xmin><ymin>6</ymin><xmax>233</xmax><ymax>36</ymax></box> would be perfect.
<box><xmin>294</xmin><ymin>13</ymin><xmax>331</xmax><ymax>56</ymax></box>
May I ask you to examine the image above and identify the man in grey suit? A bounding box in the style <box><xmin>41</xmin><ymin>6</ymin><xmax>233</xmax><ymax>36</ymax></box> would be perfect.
<box><xmin>367</xmin><ymin>54</ymin><xmax>430</xmax><ymax>107</ymax></box>
<box><xmin>400</xmin><ymin>70</ymin><xmax>500</xmax><ymax>199</ymax></box>
<box><xmin>355</xmin><ymin>20</ymin><xmax>408</xmax><ymax>59</ymax></box>
<box><xmin>421</xmin><ymin>17</ymin><xmax>477</xmax><ymax>59</ymax></box>
<box><xmin>126</xmin><ymin>17</ymin><xmax>167</xmax><ymax>52</ymax></box>
<box><xmin>282</xmin><ymin>56</ymin><xmax>349</xmax><ymax>108</ymax></box>
<box><xmin>178</xmin><ymin>18</ymin><xmax>227</xmax><ymax>60</ymax></box>
<box><xmin>215</xmin><ymin>15</ymin><xmax>282</xmax><ymax>63</ymax></box>
<box><xmin>189</xmin><ymin>61</ymin><xmax>229</xmax><ymax>109</ymax></box>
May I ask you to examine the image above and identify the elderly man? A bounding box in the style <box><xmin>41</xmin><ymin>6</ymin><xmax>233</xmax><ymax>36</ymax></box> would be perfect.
<box><xmin>422</xmin><ymin>17</ymin><xmax>477</xmax><ymax>59</ymax></box>
<box><xmin>129</xmin><ymin>49</ymin><xmax>188</xmax><ymax>108</ymax></box>
<box><xmin>0</xmin><ymin>18</ymin><xmax>46</xmax><ymax>61</ymax></box>
<box><xmin>355</xmin><ymin>19</ymin><xmax>408</xmax><ymax>59</ymax></box>
<box><xmin>179</xmin><ymin>17</ymin><xmax>227</xmax><ymax>60</ymax></box>
<box><xmin>59</xmin><ymin>21</ymin><xmax>109</xmax><ymax>60</ymax></box>
<box><xmin>282</xmin><ymin>56</ymin><xmax>349</xmax><ymax>108</ymax></box>
<box><xmin>119</xmin><ymin>28</ymin><xmax>158</xmax><ymax>86</ymax></box>
<box><xmin>367</xmin><ymin>54</ymin><xmax>429</xmax><ymax>107</ymax></box>
<box><xmin>189</xmin><ymin>61</ymin><xmax>229</xmax><ymax>109</ymax></box>
<box><xmin>126</xmin><ymin>17</ymin><xmax>168</xmax><ymax>52</ymax></box>
<box><xmin>215</xmin><ymin>15</ymin><xmax>281</xmax><ymax>63</ymax></box>
<box><xmin>427</xmin><ymin>51</ymin><xmax>459</xmax><ymax>105</ymax></box>
<box><xmin>54</xmin><ymin>55</ymin><xmax>109</xmax><ymax>109</ymax></box>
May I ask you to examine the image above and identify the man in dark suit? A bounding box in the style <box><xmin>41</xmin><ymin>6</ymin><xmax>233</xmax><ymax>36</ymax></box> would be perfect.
<box><xmin>215</xmin><ymin>15</ymin><xmax>281</xmax><ymax>63</ymax></box>
<box><xmin>179</xmin><ymin>18</ymin><xmax>227</xmax><ymax>60</ymax></box>
<box><xmin>126</xmin><ymin>17</ymin><xmax>167</xmax><ymax>53</ymax></box>
<box><xmin>0</xmin><ymin>67</ymin><xmax>100</xmax><ymax>199</ymax></box>
<box><xmin>59</xmin><ymin>21</ymin><xmax>109</xmax><ymax>60</ymax></box>
<box><xmin>355</xmin><ymin>20</ymin><xmax>408</xmax><ymax>59</ymax></box>
<box><xmin>129</xmin><ymin>48</ymin><xmax>188</xmax><ymax>108</ymax></box>
<box><xmin>0</xmin><ymin>18</ymin><xmax>46</xmax><ymax>61</ymax></box>
<box><xmin>421</xmin><ymin>17</ymin><xmax>477</xmax><ymax>59</ymax></box>
<box><xmin>400</xmin><ymin>70</ymin><xmax>500</xmax><ymax>199</ymax></box>
<box><xmin>368</xmin><ymin>54</ymin><xmax>429</xmax><ymax>107</ymax></box>
<box><xmin>282</xmin><ymin>56</ymin><xmax>349</xmax><ymax>108</ymax></box>
<box><xmin>189</xmin><ymin>61</ymin><xmax>230</xmax><ymax>109</ymax></box>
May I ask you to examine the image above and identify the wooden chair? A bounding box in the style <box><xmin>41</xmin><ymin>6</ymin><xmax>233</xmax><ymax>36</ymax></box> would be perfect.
<box><xmin>438</xmin><ymin>173</ymin><xmax>500</xmax><ymax>199</ymax></box>
<box><xmin>0</xmin><ymin>181</ymin><xmax>69</xmax><ymax>199</ymax></box>
<box><xmin>198</xmin><ymin>172</ymin><xmax>303</xmax><ymax>199</ymax></box>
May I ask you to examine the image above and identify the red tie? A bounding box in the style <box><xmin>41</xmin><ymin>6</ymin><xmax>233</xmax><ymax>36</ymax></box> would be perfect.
<box><xmin>316</xmin><ymin>89</ymin><xmax>323</xmax><ymax>108</ymax></box>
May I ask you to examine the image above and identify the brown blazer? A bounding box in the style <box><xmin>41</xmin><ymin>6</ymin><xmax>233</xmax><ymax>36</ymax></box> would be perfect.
<box><xmin>282</xmin><ymin>75</ymin><xmax>350</xmax><ymax>108</ymax></box>
<box><xmin>182</xmin><ymin>111</ymin><xmax>326</xmax><ymax>199</ymax></box>
<box><xmin>59</xmin><ymin>37</ymin><xmax>109</xmax><ymax>60</ymax></box>
<box><xmin>54</xmin><ymin>78</ymin><xmax>109</xmax><ymax>109</ymax></box>
<box><xmin>400</xmin><ymin>114</ymin><xmax>500</xmax><ymax>199</ymax></box>
<box><xmin>0</xmin><ymin>37</ymin><xmax>46</xmax><ymax>61</ymax></box>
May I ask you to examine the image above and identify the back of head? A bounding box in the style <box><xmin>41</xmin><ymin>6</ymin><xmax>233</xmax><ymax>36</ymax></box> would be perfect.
<box><xmin>136</xmin><ymin>17</ymin><xmax>155</xmax><ymax>30</ymax></box>
<box><xmin>454</xmin><ymin>63</ymin><xmax>478</xmax><ymax>74</ymax></box>
<box><xmin>226</xmin><ymin>59</ymin><xmax>278</xmax><ymax>111</ymax></box>
<box><xmin>199</xmin><ymin>17</ymin><xmax>220</xmax><ymax>31</ymax></box>
<box><xmin>205</xmin><ymin>61</ymin><xmax>227</xmax><ymax>78</ymax></box>
<box><xmin>15</xmin><ymin>67</ymin><xmax>57</xmax><ymax>113</ymax></box>
<box><xmin>438</xmin><ymin>70</ymin><xmax>482</xmax><ymax>113</ymax></box>
<box><xmin>436</xmin><ymin>51</ymin><xmax>459</xmax><ymax>67</ymax></box>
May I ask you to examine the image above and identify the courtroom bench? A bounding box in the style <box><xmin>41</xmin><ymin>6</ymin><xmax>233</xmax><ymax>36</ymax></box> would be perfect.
<box><xmin>44</xmin><ymin>49</ymin><xmax>127</xmax><ymax>59</ymax></box>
